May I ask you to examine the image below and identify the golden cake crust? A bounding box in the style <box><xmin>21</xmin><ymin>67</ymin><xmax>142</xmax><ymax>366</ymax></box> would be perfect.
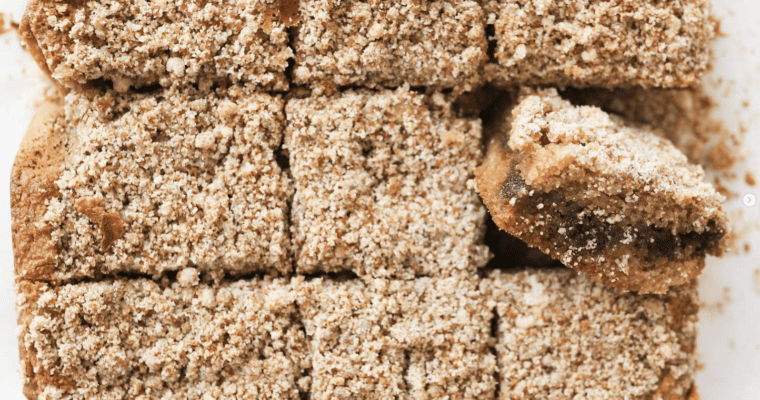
<box><xmin>11</xmin><ymin>101</ymin><xmax>67</xmax><ymax>281</ymax></box>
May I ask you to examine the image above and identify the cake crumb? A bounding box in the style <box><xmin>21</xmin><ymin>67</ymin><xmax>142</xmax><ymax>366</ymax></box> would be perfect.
<box><xmin>177</xmin><ymin>268</ymin><xmax>199</xmax><ymax>287</ymax></box>
<box><xmin>0</xmin><ymin>13</ymin><xmax>11</xmax><ymax>35</ymax></box>
<box><xmin>746</xmin><ymin>172</ymin><xmax>756</xmax><ymax>186</ymax></box>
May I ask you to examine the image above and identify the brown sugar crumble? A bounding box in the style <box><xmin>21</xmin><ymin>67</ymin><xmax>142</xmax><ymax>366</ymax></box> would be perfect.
<box><xmin>292</xmin><ymin>0</ymin><xmax>488</xmax><ymax>94</ymax></box>
<box><xmin>285</xmin><ymin>87</ymin><xmax>490</xmax><ymax>279</ymax></box>
<box><xmin>476</xmin><ymin>88</ymin><xmax>728</xmax><ymax>293</ymax></box>
<box><xmin>12</xmin><ymin>85</ymin><xmax>292</xmax><ymax>282</ymax></box>
<box><xmin>17</xmin><ymin>276</ymin><xmax>310</xmax><ymax>399</ymax></box>
<box><xmin>482</xmin><ymin>268</ymin><xmax>699</xmax><ymax>399</ymax></box>
<box><xmin>20</xmin><ymin>0</ymin><xmax>293</xmax><ymax>90</ymax></box>
<box><xmin>485</xmin><ymin>0</ymin><xmax>716</xmax><ymax>89</ymax></box>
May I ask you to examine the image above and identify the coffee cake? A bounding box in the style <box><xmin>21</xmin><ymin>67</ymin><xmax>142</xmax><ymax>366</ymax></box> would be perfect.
<box><xmin>295</xmin><ymin>276</ymin><xmax>496</xmax><ymax>400</ymax></box>
<box><xmin>17</xmin><ymin>276</ymin><xmax>310</xmax><ymax>399</ymax></box>
<box><xmin>482</xmin><ymin>268</ymin><xmax>698</xmax><ymax>399</ymax></box>
<box><xmin>476</xmin><ymin>88</ymin><xmax>727</xmax><ymax>293</ymax></box>
<box><xmin>20</xmin><ymin>0</ymin><xmax>293</xmax><ymax>90</ymax></box>
<box><xmin>292</xmin><ymin>0</ymin><xmax>487</xmax><ymax>94</ymax></box>
<box><xmin>485</xmin><ymin>0</ymin><xmax>716</xmax><ymax>88</ymax></box>
<box><xmin>11</xmin><ymin>86</ymin><xmax>291</xmax><ymax>282</ymax></box>
<box><xmin>285</xmin><ymin>87</ymin><xmax>491</xmax><ymax>279</ymax></box>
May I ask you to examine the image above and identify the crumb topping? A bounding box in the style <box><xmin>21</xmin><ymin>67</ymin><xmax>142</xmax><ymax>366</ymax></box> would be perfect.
<box><xmin>292</xmin><ymin>0</ymin><xmax>487</xmax><ymax>94</ymax></box>
<box><xmin>483</xmin><ymin>268</ymin><xmax>698</xmax><ymax>399</ymax></box>
<box><xmin>295</xmin><ymin>276</ymin><xmax>496</xmax><ymax>400</ymax></box>
<box><xmin>285</xmin><ymin>87</ymin><xmax>491</xmax><ymax>279</ymax></box>
<box><xmin>485</xmin><ymin>0</ymin><xmax>715</xmax><ymax>88</ymax></box>
<box><xmin>42</xmin><ymin>86</ymin><xmax>292</xmax><ymax>281</ymax></box>
<box><xmin>24</xmin><ymin>0</ymin><xmax>293</xmax><ymax>90</ymax></box>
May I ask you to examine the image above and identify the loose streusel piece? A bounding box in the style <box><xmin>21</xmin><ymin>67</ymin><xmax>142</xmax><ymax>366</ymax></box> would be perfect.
<box><xmin>484</xmin><ymin>0</ymin><xmax>716</xmax><ymax>88</ymax></box>
<box><xmin>292</xmin><ymin>0</ymin><xmax>488</xmax><ymax>94</ymax></box>
<box><xmin>20</xmin><ymin>0</ymin><xmax>294</xmax><ymax>90</ymax></box>
<box><xmin>17</xmin><ymin>275</ymin><xmax>310</xmax><ymax>399</ymax></box>
<box><xmin>11</xmin><ymin>86</ymin><xmax>291</xmax><ymax>282</ymax></box>
<box><xmin>285</xmin><ymin>87</ymin><xmax>491</xmax><ymax>279</ymax></box>
<box><xmin>476</xmin><ymin>88</ymin><xmax>728</xmax><ymax>293</ymax></box>
<box><xmin>482</xmin><ymin>268</ymin><xmax>699</xmax><ymax>400</ymax></box>
<box><xmin>295</xmin><ymin>276</ymin><xmax>496</xmax><ymax>400</ymax></box>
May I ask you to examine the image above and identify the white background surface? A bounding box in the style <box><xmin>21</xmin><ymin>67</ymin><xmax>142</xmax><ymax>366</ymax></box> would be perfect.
<box><xmin>0</xmin><ymin>1</ymin><xmax>758</xmax><ymax>398</ymax></box>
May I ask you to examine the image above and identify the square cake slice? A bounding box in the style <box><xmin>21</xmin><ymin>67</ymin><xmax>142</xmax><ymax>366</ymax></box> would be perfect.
<box><xmin>20</xmin><ymin>0</ymin><xmax>294</xmax><ymax>90</ymax></box>
<box><xmin>292</xmin><ymin>0</ymin><xmax>487</xmax><ymax>94</ymax></box>
<box><xmin>295</xmin><ymin>276</ymin><xmax>496</xmax><ymax>400</ymax></box>
<box><xmin>483</xmin><ymin>268</ymin><xmax>699</xmax><ymax>400</ymax></box>
<box><xmin>285</xmin><ymin>87</ymin><xmax>491</xmax><ymax>279</ymax></box>
<box><xmin>12</xmin><ymin>86</ymin><xmax>292</xmax><ymax>282</ymax></box>
<box><xmin>476</xmin><ymin>88</ymin><xmax>728</xmax><ymax>293</ymax></box>
<box><xmin>485</xmin><ymin>0</ymin><xmax>716</xmax><ymax>88</ymax></box>
<box><xmin>17</xmin><ymin>275</ymin><xmax>310</xmax><ymax>399</ymax></box>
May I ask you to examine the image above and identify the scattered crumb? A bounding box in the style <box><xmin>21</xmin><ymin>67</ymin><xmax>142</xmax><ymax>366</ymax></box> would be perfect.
<box><xmin>729</xmin><ymin>340</ymin><xmax>735</xmax><ymax>349</ymax></box>
<box><xmin>706</xmin><ymin>134</ymin><xmax>739</xmax><ymax>171</ymax></box>
<box><xmin>0</xmin><ymin>13</ymin><xmax>11</xmax><ymax>36</ymax></box>
<box><xmin>746</xmin><ymin>172</ymin><xmax>756</xmax><ymax>186</ymax></box>
<box><xmin>754</xmin><ymin>269</ymin><xmax>760</xmax><ymax>294</ymax></box>
<box><xmin>744</xmin><ymin>243</ymin><xmax>751</xmax><ymax>253</ymax></box>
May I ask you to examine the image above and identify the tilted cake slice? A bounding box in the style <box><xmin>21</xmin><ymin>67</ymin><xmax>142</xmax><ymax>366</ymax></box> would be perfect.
<box><xmin>17</xmin><ymin>275</ymin><xmax>310</xmax><ymax>399</ymax></box>
<box><xmin>482</xmin><ymin>268</ymin><xmax>699</xmax><ymax>400</ymax></box>
<box><xmin>11</xmin><ymin>85</ymin><xmax>291</xmax><ymax>282</ymax></box>
<box><xmin>291</xmin><ymin>0</ymin><xmax>487</xmax><ymax>94</ymax></box>
<box><xmin>476</xmin><ymin>88</ymin><xmax>727</xmax><ymax>293</ymax></box>
<box><xmin>295</xmin><ymin>276</ymin><xmax>496</xmax><ymax>400</ymax></box>
<box><xmin>485</xmin><ymin>0</ymin><xmax>716</xmax><ymax>89</ymax></box>
<box><xmin>285</xmin><ymin>87</ymin><xmax>491</xmax><ymax>279</ymax></box>
<box><xmin>20</xmin><ymin>0</ymin><xmax>294</xmax><ymax>90</ymax></box>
